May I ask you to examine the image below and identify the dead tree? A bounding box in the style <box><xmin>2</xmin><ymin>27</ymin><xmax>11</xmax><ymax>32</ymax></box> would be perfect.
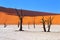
<box><xmin>33</xmin><ymin>16</ymin><xmax>35</xmax><ymax>29</ymax></box>
<box><xmin>41</xmin><ymin>16</ymin><xmax>46</xmax><ymax>32</ymax></box>
<box><xmin>47</xmin><ymin>16</ymin><xmax>54</xmax><ymax>32</ymax></box>
<box><xmin>15</xmin><ymin>9</ymin><xmax>23</xmax><ymax>31</ymax></box>
<box><xmin>28</xmin><ymin>22</ymin><xmax>30</xmax><ymax>29</ymax></box>
<box><xmin>4</xmin><ymin>19</ymin><xmax>7</xmax><ymax>28</ymax></box>
<box><xmin>4</xmin><ymin>23</ymin><xmax>6</xmax><ymax>28</ymax></box>
<box><xmin>18</xmin><ymin>21</ymin><xmax>19</xmax><ymax>28</ymax></box>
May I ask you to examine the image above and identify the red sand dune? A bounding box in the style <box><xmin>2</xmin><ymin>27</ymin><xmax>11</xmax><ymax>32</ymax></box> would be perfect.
<box><xmin>0</xmin><ymin>7</ymin><xmax>60</xmax><ymax>24</ymax></box>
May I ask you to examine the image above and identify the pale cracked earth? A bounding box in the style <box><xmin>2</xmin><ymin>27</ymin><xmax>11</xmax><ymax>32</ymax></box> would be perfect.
<box><xmin>0</xmin><ymin>25</ymin><xmax>60</xmax><ymax>40</ymax></box>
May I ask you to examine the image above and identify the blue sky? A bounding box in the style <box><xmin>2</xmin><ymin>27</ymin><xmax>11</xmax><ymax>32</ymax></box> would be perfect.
<box><xmin>0</xmin><ymin>0</ymin><xmax>60</xmax><ymax>13</ymax></box>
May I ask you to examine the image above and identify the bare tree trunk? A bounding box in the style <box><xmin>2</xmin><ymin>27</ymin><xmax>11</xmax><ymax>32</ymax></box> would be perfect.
<box><xmin>19</xmin><ymin>17</ymin><xmax>23</xmax><ymax>31</ymax></box>
<box><xmin>18</xmin><ymin>22</ymin><xmax>19</xmax><ymax>28</ymax></box>
<box><xmin>41</xmin><ymin>17</ymin><xmax>46</xmax><ymax>32</ymax></box>
<box><xmin>4</xmin><ymin>23</ymin><xmax>6</xmax><ymax>28</ymax></box>
<box><xmin>47</xmin><ymin>16</ymin><xmax>54</xmax><ymax>32</ymax></box>
<box><xmin>28</xmin><ymin>23</ymin><xmax>30</xmax><ymax>29</ymax></box>
<box><xmin>33</xmin><ymin>17</ymin><xmax>35</xmax><ymax>29</ymax></box>
<box><xmin>15</xmin><ymin>9</ymin><xmax>23</xmax><ymax>31</ymax></box>
<box><xmin>33</xmin><ymin>24</ymin><xmax>35</xmax><ymax>29</ymax></box>
<box><xmin>47</xmin><ymin>24</ymin><xmax>51</xmax><ymax>32</ymax></box>
<box><xmin>43</xmin><ymin>22</ymin><xmax>46</xmax><ymax>32</ymax></box>
<box><xmin>47</xmin><ymin>22</ymin><xmax>51</xmax><ymax>32</ymax></box>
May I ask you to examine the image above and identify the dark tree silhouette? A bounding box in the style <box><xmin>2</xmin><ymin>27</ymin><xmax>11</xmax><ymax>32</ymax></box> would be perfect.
<box><xmin>15</xmin><ymin>9</ymin><xmax>23</xmax><ymax>31</ymax></box>
<box><xmin>18</xmin><ymin>21</ymin><xmax>19</xmax><ymax>28</ymax></box>
<box><xmin>47</xmin><ymin>16</ymin><xmax>54</xmax><ymax>32</ymax></box>
<box><xmin>41</xmin><ymin>16</ymin><xmax>46</xmax><ymax>32</ymax></box>
<box><xmin>28</xmin><ymin>22</ymin><xmax>30</xmax><ymax>29</ymax></box>
<box><xmin>33</xmin><ymin>16</ymin><xmax>35</xmax><ymax>29</ymax></box>
<box><xmin>4</xmin><ymin>19</ymin><xmax>7</xmax><ymax>28</ymax></box>
<box><xmin>4</xmin><ymin>23</ymin><xmax>6</xmax><ymax>28</ymax></box>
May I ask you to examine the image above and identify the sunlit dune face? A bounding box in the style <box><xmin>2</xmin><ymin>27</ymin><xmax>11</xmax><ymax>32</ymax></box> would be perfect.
<box><xmin>0</xmin><ymin>12</ymin><xmax>60</xmax><ymax>24</ymax></box>
<box><xmin>0</xmin><ymin>12</ymin><xmax>7</xmax><ymax>24</ymax></box>
<box><xmin>52</xmin><ymin>15</ymin><xmax>60</xmax><ymax>24</ymax></box>
<box><xmin>0</xmin><ymin>12</ymin><xmax>19</xmax><ymax>24</ymax></box>
<box><xmin>6</xmin><ymin>15</ymin><xmax>19</xmax><ymax>24</ymax></box>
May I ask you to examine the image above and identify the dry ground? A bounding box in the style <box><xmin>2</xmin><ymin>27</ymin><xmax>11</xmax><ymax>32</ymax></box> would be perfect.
<box><xmin>0</xmin><ymin>25</ymin><xmax>60</xmax><ymax>40</ymax></box>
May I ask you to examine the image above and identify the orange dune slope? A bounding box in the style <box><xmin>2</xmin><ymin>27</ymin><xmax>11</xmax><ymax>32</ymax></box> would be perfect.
<box><xmin>0</xmin><ymin>7</ymin><xmax>60</xmax><ymax>24</ymax></box>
